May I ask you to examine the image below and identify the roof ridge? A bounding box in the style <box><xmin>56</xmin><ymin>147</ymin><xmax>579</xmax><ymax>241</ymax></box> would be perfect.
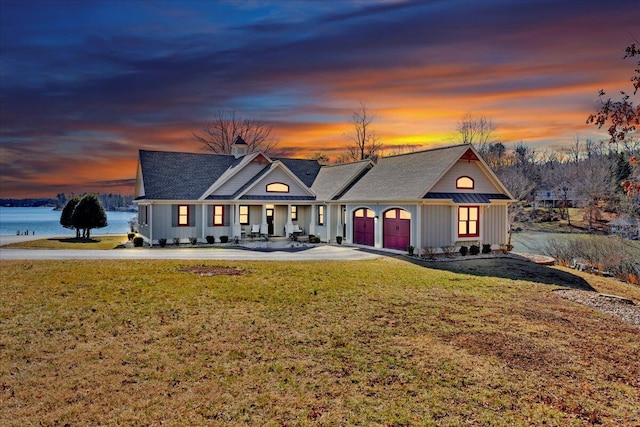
<box><xmin>381</xmin><ymin>143</ymin><xmax>470</xmax><ymax>160</ymax></box>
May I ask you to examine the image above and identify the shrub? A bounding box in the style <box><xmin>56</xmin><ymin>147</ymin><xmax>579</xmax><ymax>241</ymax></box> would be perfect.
<box><xmin>309</xmin><ymin>235</ymin><xmax>321</xmax><ymax>243</ymax></box>
<box><xmin>158</xmin><ymin>238</ymin><xmax>167</xmax><ymax>247</ymax></box>
<box><xmin>220</xmin><ymin>235</ymin><xmax>229</xmax><ymax>243</ymax></box>
<box><xmin>459</xmin><ymin>245</ymin><xmax>468</xmax><ymax>256</ymax></box>
<box><xmin>189</xmin><ymin>237</ymin><xmax>198</xmax><ymax>245</ymax></box>
<box><xmin>469</xmin><ymin>244</ymin><xmax>480</xmax><ymax>255</ymax></box>
<box><xmin>406</xmin><ymin>245</ymin><xmax>414</xmax><ymax>256</ymax></box>
<box><xmin>133</xmin><ymin>237</ymin><xmax>144</xmax><ymax>247</ymax></box>
<box><xmin>206</xmin><ymin>235</ymin><xmax>215</xmax><ymax>244</ymax></box>
<box><xmin>173</xmin><ymin>237</ymin><xmax>181</xmax><ymax>246</ymax></box>
<box><xmin>422</xmin><ymin>246</ymin><xmax>438</xmax><ymax>260</ymax></box>
<box><xmin>127</xmin><ymin>233</ymin><xmax>135</xmax><ymax>241</ymax></box>
<box><xmin>482</xmin><ymin>244</ymin><xmax>492</xmax><ymax>254</ymax></box>
<box><xmin>442</xmin><ymin>245</ymin><xmax>456</xmax><ymax>258</ymax></box>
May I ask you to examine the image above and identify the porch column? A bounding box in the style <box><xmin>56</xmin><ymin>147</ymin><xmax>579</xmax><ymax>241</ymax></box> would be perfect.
<box><xmin>149</xmin><ymin>203</ymin><xmax>153</xmax><ymax>247</ymax></box>
<box><xmin>325</xmin><ymin>205</ymin><xmax>331</xmax><ymax>243</ymax></box>
<box><xmin>415</xmin><ymin>204</ymin><xmax>422</xmax><ymax>256</ymax></box>
<box><xmin>261</xmin><ymin>205</ymin><xmax>268</xmax><ymax>236</ymax></box>
<box><xmin>309</xmin><ymin>205</ymin><xmax>317</xmax><ymax>236</ymax></box>
<box><xmin>201</xmin><ymin>204</ymin><xmax>206</xmax><ymax>241</ymax></box>
<box><xmin>232</xmin><ymin>204</ymin><xmax>242</xmax><ymax>238</ymax></box>
<box><xmin>285</xmin><ymin>204</ymin><xmax>293</xmax><ymax>236</ymax></box>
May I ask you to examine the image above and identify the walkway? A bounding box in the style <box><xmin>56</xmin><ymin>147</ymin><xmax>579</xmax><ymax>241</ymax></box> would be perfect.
<box><xmin>0</xmin><ymin>235</ymin><xmax>380</xmax><ymax>262</ymax></box>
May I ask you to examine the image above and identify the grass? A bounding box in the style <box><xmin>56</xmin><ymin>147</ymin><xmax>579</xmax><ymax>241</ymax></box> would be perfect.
<box><xmin>2</xmin><ymin>234</ymin><xmax>128</xmax><ymax>250</ymax></box>
<box><xmin>1</xmin><ymin>258</ymin><xmax>639</xmax><ymax>426</ymax></box>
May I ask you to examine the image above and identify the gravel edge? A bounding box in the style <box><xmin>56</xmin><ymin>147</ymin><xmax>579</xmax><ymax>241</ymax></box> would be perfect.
<box><xmin>554</xmin><ymin>289</ymin><xmax>640</xmax><ymax>328</ymax></box>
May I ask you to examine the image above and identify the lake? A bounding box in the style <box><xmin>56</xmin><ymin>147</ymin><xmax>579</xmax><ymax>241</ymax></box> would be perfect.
<box><xmin>0</xmin><ymin>206</ymin><xmax>136</xmax><ymax>236</ymax></box>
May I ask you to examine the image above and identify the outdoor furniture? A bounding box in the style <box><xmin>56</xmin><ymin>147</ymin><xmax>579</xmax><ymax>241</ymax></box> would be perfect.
<box><xmin>250</xmin><ymin>224</ymin><xmax>261</xmax><ymax>238</ymax></box>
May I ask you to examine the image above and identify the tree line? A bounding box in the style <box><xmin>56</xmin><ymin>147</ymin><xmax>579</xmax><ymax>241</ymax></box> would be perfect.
<box><xmin>55</xmin><ymin>193</ymin><xmax>134</xmax><ymax>211</ymax></box>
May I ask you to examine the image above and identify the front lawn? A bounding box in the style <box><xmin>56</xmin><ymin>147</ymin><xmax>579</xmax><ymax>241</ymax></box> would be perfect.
<box><xmin>0</xmin><ymin>258</ymin><xmax>638</xmax><ymax>426</ymax></box>
<box><xmin>1</xmin><ymin>235</ymin><xmax>127</xmax><ymax>250</ymax></box>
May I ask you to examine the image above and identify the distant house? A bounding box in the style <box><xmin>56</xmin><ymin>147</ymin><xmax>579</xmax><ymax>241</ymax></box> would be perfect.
<box><xmin>533</xmin><ymin>187</ymin><xmax>578</xmax><ymax>209</ymax></box>
<box><xmin>133</xmin><ymin>140</ymin><xmax>514</xmax><ymax>254</ymax></box>
<box><xmin>607</xmin><ymin>215</ymin><xmax>639</xmax><ymax>239</ymax></box>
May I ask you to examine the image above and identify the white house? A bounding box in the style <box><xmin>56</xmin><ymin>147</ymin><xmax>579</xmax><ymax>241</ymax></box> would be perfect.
<box><xmin>134</xmin><ymin>139</ymin><xmax>514</xmax><ymax>254</ymax></box>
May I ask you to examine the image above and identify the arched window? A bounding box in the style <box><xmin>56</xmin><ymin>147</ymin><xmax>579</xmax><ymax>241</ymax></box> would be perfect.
<box><xmin>266</xmin><ymin>182</ymin><xmax>289</xmax><ymax>193</ymax></box>
<box><xmin>456</xmin><ymin>176</ymin><xmax>474</xmax><ymax>189</ymax></box>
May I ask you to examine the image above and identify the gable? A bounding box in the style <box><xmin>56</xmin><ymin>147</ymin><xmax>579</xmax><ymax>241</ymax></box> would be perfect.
<box><xmin>428</xmin><ymin>159</ymin><xmax>502</xmax><ymax>194</ymax></box>
<box><xmin>243</xmin><ymin>166</ymin><xmax>314</xmax><ymax>198</ymax></box>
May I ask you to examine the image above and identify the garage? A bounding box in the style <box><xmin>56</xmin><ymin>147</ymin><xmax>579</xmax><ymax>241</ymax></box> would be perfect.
<box><xmin>383</xmin><ymin>208</ymin><xmax>411</xmax><ymax>251</ymax></box>
<box><xmin>353</xmin><ymin>208</ymin><xmax>375</xmax><ymax>246</ymax></box>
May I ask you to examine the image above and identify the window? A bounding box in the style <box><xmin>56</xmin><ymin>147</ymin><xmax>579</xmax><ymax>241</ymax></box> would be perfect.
<box><xmin>213</xmin><ymin>205</ymin><xmax>224</xmax><ymax>226</ymax></box>
<box><xmin>239</xmin><ymin>205</ymin><xmax>249</xmax><ymax>225</ymax></box>
<box><xmin>266</xmin><ymin>182</ymin><xmax>289</xmax><ymax>193</ymax></box>
<box><xmin>138</xmin><ymin>205</ymin><xmax>149</xmax><ymax>225</ymax></box>
<box><xmin>317</xmin><ymin>205</ymin><xmax>325</xmax><ymax>225</ymax></box>
<box><xmin>291</xmin><ymin>205</ymin><xmax>298</xmax><ymax>221</ymax></box>
<box><xmin>456</xmin><ymin>176</ymin><xmax>474</xmax><ymax>189</ymax></box>
<box><xmin>458</xmin><ymin>206</ymin><xmax>479</xmax><ymax>237</ymax></box>
<box><xmin>178</xmin><ymin>205</ymin><xmax>190</xmax><ymax>226</ymax></box>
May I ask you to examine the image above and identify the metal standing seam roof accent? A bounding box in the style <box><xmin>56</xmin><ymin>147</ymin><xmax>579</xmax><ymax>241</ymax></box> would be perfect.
<box><xmin>238</xmin><ymin>195</ymin><xmax>316</xmax><ymax>201</ymax></box>
<box><xmin>424</xmin><ymin>192</ymin><xmax>511</xmax><ymax>203</ymax></box>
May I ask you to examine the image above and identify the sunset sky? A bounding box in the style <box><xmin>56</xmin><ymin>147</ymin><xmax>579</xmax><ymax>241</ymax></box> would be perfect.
<box><xmin>1</xmin><ymin>0</ymin><xmax>638</xmax><ymax>198</ymax></box>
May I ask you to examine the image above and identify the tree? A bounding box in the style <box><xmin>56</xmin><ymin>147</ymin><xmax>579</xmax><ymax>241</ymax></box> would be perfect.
<box><xmin>70</xmin><ymin>194</ymin><xmax>108</xmax><ymax>239</ymax></box>
<box><xmin>194</xmin><ymin>110</ymin><xmax>278</xmax><ymax>154</ymax></box>
<box><xmin>456</xmin><ymin>113</ymin><xmax>497</xmax><ymax>146</ymax></box>
<box><xmin>60</xmin><ymin>196</ymin><xmax>81</xmax><ymax>238</ymax></box>
<box><xmin>311</xmin><ymin>152</ymin><xmax>330</xmax><ymax>165</ymax></box>
<box><xmin>587</xmin><ymin>43</ymin><xmax>639</xmax><ymax>144</ymax></box>
<box><xmin>341</xmin><ymin>101</ymin><xmax>382</xmax><ymax>162</ymax></box>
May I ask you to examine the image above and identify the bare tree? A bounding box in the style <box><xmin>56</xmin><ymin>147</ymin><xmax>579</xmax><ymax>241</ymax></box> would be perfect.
<box><xmin>456</xmin><ymin>113</ymin><xmax>497</xmax><ymax>147</ymax></box>
<box><xmin>341</xmin><ymin>102</ymin><xmax>382</xmax><ymax>162</ymax></box>
<box><xmin>194</xmin><ymin>110</ymin><xmax>278</xmax><ymax>154</ymax></box>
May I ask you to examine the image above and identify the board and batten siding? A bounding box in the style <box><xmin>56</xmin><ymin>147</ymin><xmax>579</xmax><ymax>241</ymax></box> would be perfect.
<box><xmin>421</xmin><ymin>205</ymin><xmax>452</xmax><ymax>248</ymax></box>
<box><xmin>481</xmin><ymin>204</ymin><xmax>508</xmax><ymax>247</ymax></box>
<box><xmin>150</xmin><ymin>204</ymin><xmax>199</xmax><ymax>243</ymax></box>
<box><xmin>429</xmin><ymin>160</ymin><xmax>501</xmax><ymax>193</ymax></box>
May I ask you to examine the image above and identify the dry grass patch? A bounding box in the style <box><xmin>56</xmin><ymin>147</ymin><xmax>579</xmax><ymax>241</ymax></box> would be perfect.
<box><xmin>1</xmin><ymin>258</ymin><xmax>639</xmax><ymax>426</ymax></box>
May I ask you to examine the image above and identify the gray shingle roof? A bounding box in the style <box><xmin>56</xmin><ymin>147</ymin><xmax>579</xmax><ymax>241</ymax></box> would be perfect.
<box><xmin>272</xmin><ymin>157</ymin><xmax>322</xmax><ymax>187</ymax></box>
<box><xmin>139</xmin><ymin>150</ymin><xmax>237</xmax><ymax>200</ymax></box>
<box><xmin>138</xmin><ymin>150</ymin><xmax>322</xmax><ymax>200</ymax></box>
<box><xmin>339</xmin><ymin>145</ymin><xmax>471</xmax><ymax>201</ymax></box>
<box><xmin>311</xmin><ymin>161</ymin><xmax>372</xmax><ymax>200</ymax></box>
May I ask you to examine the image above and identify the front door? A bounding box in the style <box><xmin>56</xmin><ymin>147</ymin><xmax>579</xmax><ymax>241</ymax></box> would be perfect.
<box><xmin>266</xmin><ymin>208</ymin><xmax>274</xmax><ymax>235</ymax></box>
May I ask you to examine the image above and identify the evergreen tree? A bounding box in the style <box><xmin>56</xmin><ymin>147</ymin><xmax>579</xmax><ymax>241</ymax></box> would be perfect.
<box><xmin>60</xmin><ymin>196</ymin><xmax>81</xmax><ymax>238</ymax></box>
<box><xmin>70</xmin><ymin>194</ymin><xmax>108</xmax><ymax>239</ymax></box>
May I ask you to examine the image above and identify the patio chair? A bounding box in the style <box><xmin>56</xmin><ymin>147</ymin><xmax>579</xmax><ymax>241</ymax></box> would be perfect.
<box><xmin>250</xmin><ymin>224</ymin><xmax>261</xmax><ymax>239</ymax></box>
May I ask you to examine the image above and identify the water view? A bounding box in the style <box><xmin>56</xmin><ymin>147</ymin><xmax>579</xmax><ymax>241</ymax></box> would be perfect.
<box><xmin>0</xmin><ymin>206</ymin><xmax>136</xmax><ymax>236</ymax></box>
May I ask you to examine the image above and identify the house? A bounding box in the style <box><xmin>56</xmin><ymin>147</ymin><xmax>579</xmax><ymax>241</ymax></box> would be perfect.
<box><xmin>133</xmin><ymin>139</ymin><xmax>514</xmax><ymax>254</ymax></box>
<box><xmin>533</xmin><ymin>186</ymin><xmax>578</xmax><ymax>209</ymax></box>
<box><xmin>607</xmin><ymin>215</ymin><xmax>639</xmax><ymax>239</ymax></box>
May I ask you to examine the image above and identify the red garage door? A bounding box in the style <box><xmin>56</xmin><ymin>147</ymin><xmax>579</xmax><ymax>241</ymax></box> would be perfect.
<box><xmin>353</xmin><ymin>208</ymin><xmax>375</xmax><ymax>246</ymax></box>
<box><xmin>383</xmin><ymin>208</ymin><xmax>411</xmax><ymax>251</ymax></box>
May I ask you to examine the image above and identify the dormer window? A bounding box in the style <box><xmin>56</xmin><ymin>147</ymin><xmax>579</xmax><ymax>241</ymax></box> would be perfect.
<box><xmin>456</xmin><ymin>176</ymin><xmax>474</xmax><ymax>189</ymax></box>
<box><xmin>266</xmin><ymin>182</ymin><xmax>289</xmax><ymax>193</ymax></box>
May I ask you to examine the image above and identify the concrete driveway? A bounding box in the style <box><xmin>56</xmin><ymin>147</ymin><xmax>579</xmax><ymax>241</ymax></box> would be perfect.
<box><xmin>0</xmin><ymin>235</ymin><xmax>380</xmax><ymax>261</ymax></box>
